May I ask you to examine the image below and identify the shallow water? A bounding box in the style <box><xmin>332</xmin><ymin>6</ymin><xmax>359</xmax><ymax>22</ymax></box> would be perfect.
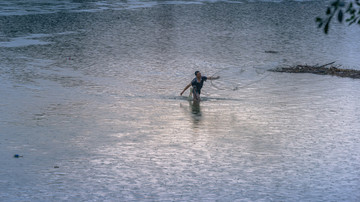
<box><xmin>1</xmin><ymin>0</ymin><xmax>360</xmax><ymax>201</ymax></box>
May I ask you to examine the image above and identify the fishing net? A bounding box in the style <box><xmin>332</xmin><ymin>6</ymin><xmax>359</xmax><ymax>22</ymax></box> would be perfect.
<box><xmin>210</xmin><ymin>62</ymin><xmax>278</xmax><ymax>91</ymax></box>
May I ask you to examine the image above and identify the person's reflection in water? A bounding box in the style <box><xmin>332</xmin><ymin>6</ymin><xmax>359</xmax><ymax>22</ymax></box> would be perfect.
<box><xmin>180</xmin><ymin>100</ymin><xmax>202</xmax><ymax>127</ymax></box>
<box><xmin>191</xmin><ymin>100</ymin><xmax>201</xmax><ymax>114</ymax></box>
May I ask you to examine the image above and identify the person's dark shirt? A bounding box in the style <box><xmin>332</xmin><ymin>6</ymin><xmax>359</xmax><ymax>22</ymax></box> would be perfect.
<box><xmin>191</xmin><ymin>76</ymin><xmax>207</xmax><ymax>94</ymax></box>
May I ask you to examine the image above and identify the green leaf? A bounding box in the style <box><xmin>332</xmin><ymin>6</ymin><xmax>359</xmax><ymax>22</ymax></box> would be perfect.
<box><xmin>331</xmin><ymin>0</ymin><xmax>339</xmax><ymax>7</ymax></box>
<box><xmin>356</xmin><ymin>0</ymin><xmax>360</xmax><ymax>6</ymax></box>
<box><xmin>338</xmin><ymin>10</ymin><xmax>343</xmax><ymax>22</ymax></box>
<box><xmin>326</xmin><ymin>7</ymin><xmax>331</xmax><ymax>15</ymax></box>
<box><xmin>346</xmin><ymin>2</ymin><xmax>353</xmax><ymax>12</ymax></box>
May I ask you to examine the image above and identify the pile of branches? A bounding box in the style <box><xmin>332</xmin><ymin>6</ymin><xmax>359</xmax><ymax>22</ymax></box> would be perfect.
<box><xmin>270</xmin><ymin>62</ymin><xmax>360</xmax><ymax>79</ymax></box>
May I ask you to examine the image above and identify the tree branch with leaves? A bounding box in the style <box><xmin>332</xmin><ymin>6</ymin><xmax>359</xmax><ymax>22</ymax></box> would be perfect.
<box><xmin>316</xmin><ymin>0</ymin><xmax>360</xmax><ymax>34</ymax></box>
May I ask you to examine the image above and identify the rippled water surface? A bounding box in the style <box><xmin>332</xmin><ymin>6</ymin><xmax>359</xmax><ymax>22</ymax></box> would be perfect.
<box><xmin>1</xmin><ymin>0</ymin><xmax>360</xmax><ymax>201</ymax></box>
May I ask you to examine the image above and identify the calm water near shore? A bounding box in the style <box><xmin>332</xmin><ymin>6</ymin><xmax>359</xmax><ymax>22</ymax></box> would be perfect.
<box><xmin>1</xmin><ymin>0</ymin><xmax>360</xmax><ymax>201</ymax></box>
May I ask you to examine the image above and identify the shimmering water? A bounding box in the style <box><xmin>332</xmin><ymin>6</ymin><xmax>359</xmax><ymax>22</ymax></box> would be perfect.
<box><xmin>1</xmin><ymin>0</ymin><xmax>360</xmax><ymax>201</ymax></box>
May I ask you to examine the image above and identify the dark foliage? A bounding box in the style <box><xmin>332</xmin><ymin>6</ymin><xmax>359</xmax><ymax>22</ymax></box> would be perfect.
<box><xmin>316</xmin><ymin>0</ymin><xmax>360</xmax><ymax>34</ymax></box>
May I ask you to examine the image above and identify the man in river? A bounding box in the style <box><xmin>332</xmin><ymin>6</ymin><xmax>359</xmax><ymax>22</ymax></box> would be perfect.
<box><xmin>180</xmin><ymin>71</ymin><xmax>219</xmax><ymax>101</ymax></box>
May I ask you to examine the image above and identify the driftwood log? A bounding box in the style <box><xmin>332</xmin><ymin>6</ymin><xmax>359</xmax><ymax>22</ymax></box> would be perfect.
<box><xmin>270</xmin><ymin>62</ymin><xmax>360</xmax><ymax>79</ymax></box>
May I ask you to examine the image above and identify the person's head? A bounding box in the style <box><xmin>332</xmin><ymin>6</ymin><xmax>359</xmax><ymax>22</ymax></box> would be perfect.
<box><xmin>195</xmin><ymin>71</ymin><xmax>201</xmax><ymax>78</ymax></box>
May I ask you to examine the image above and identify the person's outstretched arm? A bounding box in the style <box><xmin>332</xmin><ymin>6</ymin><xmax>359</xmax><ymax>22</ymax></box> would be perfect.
<box><xmin>208</xmin><ymin>76</ymin><xmax>220</xmax><ymax>80</ymax></box>
<box><xmin>180</xmin><ymin>83</ymin><xmax>191</xmax><ymax>96</ymax></box>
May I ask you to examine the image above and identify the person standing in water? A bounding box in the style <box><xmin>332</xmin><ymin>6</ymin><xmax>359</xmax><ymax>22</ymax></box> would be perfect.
<box><xmin>180</xmin><ymin>71</ymin><xmax>219</xmax><ymax>101</ymax></box>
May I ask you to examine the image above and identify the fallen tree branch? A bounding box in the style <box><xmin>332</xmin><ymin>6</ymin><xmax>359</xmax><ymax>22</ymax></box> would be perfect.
<box><xmin>315</xmin><ymin>61</ymin><xmax>336</xmax><ymax>68</ymax></box>
<box><xmin>269</xmin><ymin>62</ymin><xmax>360</xmax><ymax>79</ymax></box>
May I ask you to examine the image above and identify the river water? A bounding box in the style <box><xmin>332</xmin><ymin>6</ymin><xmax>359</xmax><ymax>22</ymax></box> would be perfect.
<box><xmin>1</xmin><ymin>0</ymin><xmax>360</xmax><ymax>201</ymax></box>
